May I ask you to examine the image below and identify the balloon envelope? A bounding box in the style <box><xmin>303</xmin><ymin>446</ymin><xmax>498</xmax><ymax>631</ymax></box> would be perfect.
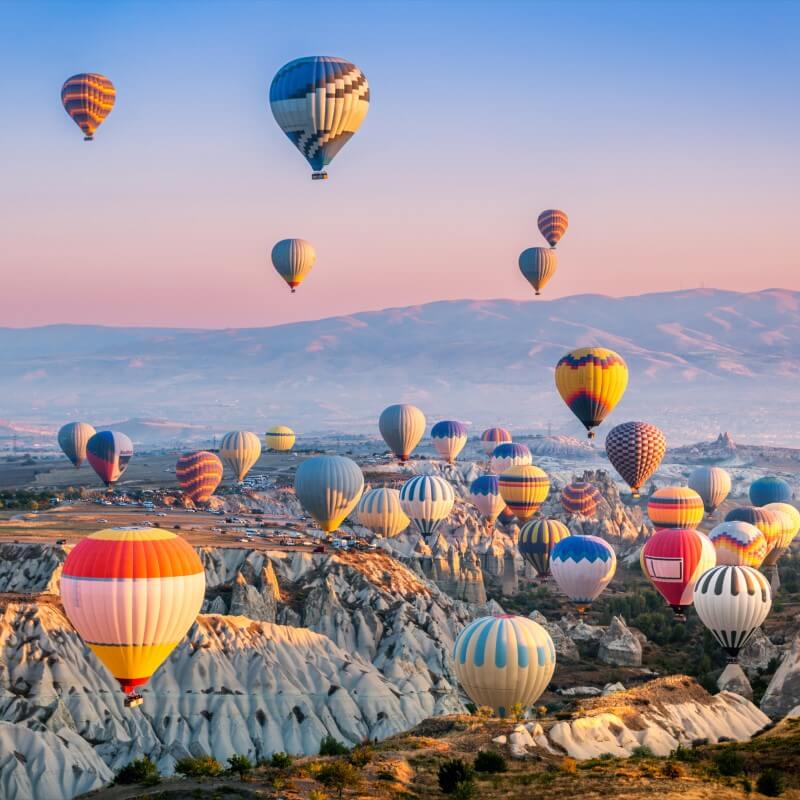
<box><xmin>555</xmin><ymin>348</ymin><xmax>628</xmax><ymax>439</ymax></box>
<box><xmin>58</xmin><ymin>421</ymin><xmax>96</xmax><ymax>468</ymax></box>
<box><xmin>749</xmin><ymin>476</ymin><xmax>793</xmax><ymax>507</ymax></box>
<box><xmin>269</xmin><ymin>56</ymin><xmax>369</xmax><ymax>177</ymax></box>
<box><xmin>176</xmin><ymin>451</ymin><xmax>224</xmax><ymax>504</ymax></box>
<box><xmin>468</xmin><ymin>475</ymin><xmax>507</xmax><ymax>526</ymax></box>
<box><xmin>537</xmin><ymin>209</ymin><xmax>568</xmax><ymax>247</ymax></box>
<box><xmin>379</xmin><ymin>404</ymin><xmax>425</xmax><ymax>461</ymax></box>
<box><xmin>550</xmin><ymin>535</ymin><xmax>616</xmax><ymax>612</ymax></box>
<box><xmin>498</xmin><ymin>464</ymin><xmax>549</xmax><ymax>521</ymax></box>
<box><xmin>86</xmin><ymin>431</ymin><xmax>133</xmax><ymax>487</ymax></box>
<box><xmin>640</xmin><ymin>528</ymin><xmax>716</xmax><ymax>616</ymax></box>
<box><xmin>295</xmin><ymin>455</ymin><xmax>364</xmax><ymax>533</ymax></box>
<box><xmin>490</xmin><ymin>442</ymin><xmax>532</xmax><ymax>474</ymax></box>
<box><xmin>724</xmin><ymin>506</ymin><xmax>784</xmax><ymax>560</ymax></box>
<box><xmin>561</xmin><ymin>481</ymin><xmax>602</xmax><ymax>518</ymax></box>
<box><xmin>357</xmin><ymin>487</ymin><xmax>409</xmax><ymax>538</ymax></box>
<box><xmin>480</xmin><ymin>427</ymin><xmax>512</xmax><ymax>455</ymax></box>
<box><xmin>399</xmin><ymin>475</ymin><xmax>455</xmax><ymax>537</ymax></box>
<box><xmin>605</xmin><ymin>421</ymin><xmax>666</xmax><ymax>496</ymax></box>
<box><xmin>266</xmin><ymin>425</ymin><xmax>296</xmax><ymax>452</ymax></box>
<box><xmin>220</xmin><ymin>431</ymin><xmax>262</xmax><ymax>482</ymax></box>
<box><xmin>271</xmin><ymin>239</ymin><xmax>315</xmax><ymax>292</ymax></box>
<box><xmin>61</xmin><ymin>73</ymin><xmax>115</xmax><ymax>140</ymax></box>
<box><xmin>694</xmin><ymin>566</ymin><xmax>771</xmax><ymax>660</ymax></box>
<box><xmin>431</xmin><ymin>420</ymin><xmax>468</xmax><ymax>463</ymax></box>
<box><xmin>518</xmin><ymin>519</ymin><xmax>571</xmax><ymax>578</ymax></box>
<box><xmin>688</xmin><ymin>466</ymin><xmax>731</xmax><ymax>514</ymax></box>
<box><xmin>519</xmin><ymin>247</ymin><xmax>557</xmax><ymax>295</ymax></box>
<box><xmin>647</xmin><ymin>487</ymin><xmax>704</xmax><ymax>529</ymax></box>
<box><xmin>61</xmin><ymin>527</ymin><xmax>205</xmax><ymax>696</ymax></box>
<box><xmin>453</xmin><ymin>615</ymin><xmax>556</xmax><ymax>717</ymax></box>
<box><xmin>708</xmin><ymin>521</ymin><xmax>767</xmax><ymax>568</ymax></box>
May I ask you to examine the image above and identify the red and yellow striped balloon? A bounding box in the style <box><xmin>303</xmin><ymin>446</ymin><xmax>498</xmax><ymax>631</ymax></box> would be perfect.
<box><xmin>537</xmin><ymin>209</ymin><xmax>569</xmax><ymax>247</ymax></box>
<box><xmin>498</xmin><ymin>465</ymin><xmax>550</xmax><ymax>521</ymax></box>
<box><xmin>61</xmin><ymin>527</ymin><xmax>205</xmax><ymax>700</ymax></box>
<box><xmin>61</xmin><ymin>73</ymin><xmax>116</xmax><ymax>140</ymax></box>
<box><xmin>647</xmin><ymin>487</ymin><xmax>704</xmax><ymax>529</ymax></box>
<box><xmin>176</xmin><ymin>451</ymin><xmax>224</xmax><ymax>504</ymax></box>
<box><xmin>561</xmin><ymin>481</ymin><xmax>602</xmax><ymax>517</ymax></box>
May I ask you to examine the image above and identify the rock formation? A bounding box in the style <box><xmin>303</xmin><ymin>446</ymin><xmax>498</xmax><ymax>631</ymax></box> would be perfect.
<box><xmin>761</xmin><ymin>634</ymin><xmax>800</xmax><ymax>719</ymax></box>
<box><xmin>717</xmin><ymin>663</ymin><xmax>753</xmax><ymax>700</ymax></box>
<box><xmin>597</xmin><ymin>616</ymin><xmax>643</xmax><ymax>667</ymax></box>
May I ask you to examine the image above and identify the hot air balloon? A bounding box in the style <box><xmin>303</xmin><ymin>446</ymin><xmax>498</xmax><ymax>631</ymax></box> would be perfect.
<box><xmin>749</xmin><ymin>476</ymin><xmax>793</xmax><ymax>507</ymax></box>
<box><xmin>431</xmin><ymin>420</ymin><xmax>468</xmax><ymax>464</ymax></box>
<box><xmin>294</xmin><ymin>455</ymin><xmax>364</xmax><ymax>534</ymax></box>
<box><xmin>61</xmin><ymin>73</ymin><xmax>116</xmax><ymax>140</ymax></box>
<box><xmin>561</xmin><ymin>481</ymin><xmax>602</xmax><ymax>518</ymax></box>
<box><xmin>356</xmin><ymin>487</ymin><xmax>409</xmax><ymax>538</ymax></box>
<box><xmin>481</xmin><ymin>427</ymin><xmax>512</xmax><ymax>455</ymax></box>
<box><xmin>764</xmin><ymin>502</ymin><xmax>800</xmax><ymax>547</ymax></box>
<box><xmin>640</xmin><ymin>528</ymin><xmax>716</xmax><ymax>619</ymax></box>
<box><xmin>688</xmin><ymin>466</ymin><xmax>731</xmax><ymax>515</ymax></box>
<box><xmin>708</xmin><ymin>521</ymin><xmax>767</xmax><ymax>568</ymax></box>
<box><xmin>61</xmin><ymin>527</ymin><xmax>205</xmax><ymax>706</ymax></box>
<box><xmin>519</xmin><ymin>247</ymin><xmax>557</xmax><ymax>296</ymax></box>
<box><xmin>694</xmin><ymin>566</ymin><xmax>771</xmax><ymax>662</ymax></box>
<box><xmin>490</xmin><ymin>442</ymin><xmax>532</xmax><ymax>474</ymax></box>
<box><xmin>176</xmin><ymin>451</ymin><xmax>224</xmax><ymax>504</ymax></box>
<box><xmin>724</xmin><ymin>507</ymin><xmax>784</xmax><ymax>559</ymax></box>
<box><xmin>399</xmin><ymin>475</ymin><xmax>455</xmax><ymax>538</ymax></box>
<box><xmin>761</xmin><ymin>506</ymin><xmax>798</xmax><ymax>568</ymax></box>
<box><xmin>219</xmin><ymin>431</ymin><xmax>262</xmax><ymax>482</ymax></box>
<box><xmin>498</xmin><ymin>465</ymin><xmax>549</xmax><ymax>522</ymax></box>
<box><xmin>498</xmin><ymin>506</ymin><xmax>516</xmax><ymax>526</ymax></box>
<box><xmin>379</xmin><ymin>404</ymin><xmax>425</xmax><ymax>461</ymax></box>
<box><xmin>86</xmin><ymin>431</ymin><xmax>133</xmax><ymax>487</ymax></box>
<box><xmin>453</xmin><ymin>615</ymin><xmax>556</xmax><ymax>717</ymax></box>
<box><xmin>605</xmin><ymin>421</ymin><xmax>666</xmax><ymax>498</ymax></box>
<box><xmin>550</xmin><ymin>535</ymin><xmax>616</xmax><ymax>614</ymax></box>
<box><xmin>518</xmin><ymin>519</ymin><xmax>571</xmax><ymax>579</ymax></box>
<box><xmin>467</xmin><ymin>475</ymin><xmax>507</xmax><ymax>527</ymax></box>
<box><xmin>271</xmin><ymin>239</ymin><xmax>316</xmax><ymax>293</ymax></box>
<box><xmin>647</xmin><ymin>487</ymin><xmax>704</xmax><ymax>530</ymax></box>
<box><xmin>269</xmin><ymin>56</ymin><xmax>369</xmax><ymax>180</ymax></box>
<box><xmin>537</xmin><ymin>209</ymin><xmax>569</xmax><ymax>247</ymax></box>
<box><xmin>58</xmin><ymin>421</ymin><xmax>96</xmax><ymax>468</ymax></box>
<box><xmin>266</xmin><ymin>425</ymin><xmax>296</xmax><ymax>452</ymax></box>
<box><xmin>554</xmin><ymin>348</ymin><xmax>628</xmax><ymax>439</ymax></box>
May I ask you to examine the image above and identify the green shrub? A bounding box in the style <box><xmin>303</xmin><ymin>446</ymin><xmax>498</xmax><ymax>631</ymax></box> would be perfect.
<box><xmin>474</xmin><ymin>750</ymin><xmax>507</xmax><ymax>774</ymax></box>
<box><xmin>115</xmin><ymin>756</ymin><xmax>160</xmax><ymax>785</ymax></box>
<box><xmin>174</xmin><ymin>755</ymin><xmax>223</xmax><ymax>778</ymax></box>
<box><xmin>713</xmin><ymin>748</ymin><xmax>745</xmax><ymax>776</ymax></box>
<box><xmin>673</xmin><ymin>744</ymin><xmax>699</xmax><ymax>763</ymax></box>
<box><xmin>438</xmin><ymin>758</ymin><xmax>474</xmax><ymax>794</ymax></box>
<box><xmin>319</xmin><ymin>734</ymin><xmax>350</xmax><ymax>756</ymax></box>
<box><xmin>270</xmin><ymin>751</ymin><xmax>293</xmax><ymax>769</ymax></box>
<box><xmin>315</xmin><ymin>760</ymin><xmax>360</xmax><ymax>800</ymax></box>
<box><xmin>756</xmin><ymin>770</ymin><xmax>785</xmax><ymax>797</ymax></box>
<box><xmin>227</xmin><ymin>754</ymin><xmax>253</xmax><ymax>778</ymax></box>
<box><xmin>348</xmin><ymin>744</ymin><xmax>373</xmax><ymax>767</ymax></box>
<box><xmin>630</xmin><ymin>745</ymin><xmax>653</xmax><ymax>759</ymax></box>
<box><xmin>452</xmin><ymin>781</ymin><xmax>475</xmax><ymax>800</ymax></box>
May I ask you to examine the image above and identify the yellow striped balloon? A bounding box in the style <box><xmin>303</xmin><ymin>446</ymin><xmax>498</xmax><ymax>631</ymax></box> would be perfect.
<box><xmin>357</xmin><ymin>487</ymin><xmax>410</xmax><ymax>538</ymax></box>
<box><xmin>61</xmin><ymin>73</ymin><xmax>116</xmax><ymax>140</ymax></box>
<box><xmin>555</xmin><ymin>347</ymin><xmax>628</xmax><ymax>439</ymax></box>
<box><xmin>271</xmin><ymin>239</ymin><xmax>316</xmax><ymax>293</ymax></box>
<box><xmin>537</xmin><ymin>209</ymin><xmax>569</xmax><ymax>247</ymax></box>
<box><xmin>761</xmin><ymin>505</ymin><xmax>799</xmax><ymax>567</ymax></box>
<box><xmin>266</xmin><ymin>425</ymin><xmax>296</xmax><ymax>452</ymax></box>
<box><xmin>519</xmin><ymin>247</ymin><xmax>557</xmax><ymax>295</ymax></box>
<box><xmin>518</xmin><ymin>518</ymin><xmax>571</xmax><ymax>578</ymax></box>
<box><xmin>647</xmin><ymin>487</ymin><xmax>705</xmax><ymax>530</ymax></box>
<box><xmin>219</xmin><ymin>431</ymin><xmax>262</xmax><ymax>481</ymax></box>
<box><xmin>498</xmin><ymin>464</ymin><xmax>550</xmax><ymax>521</ymax></box>
<box><xmin>61</xmin><ymin>527</ymin><xmax>205</xmax><ymax>703</ymax></box>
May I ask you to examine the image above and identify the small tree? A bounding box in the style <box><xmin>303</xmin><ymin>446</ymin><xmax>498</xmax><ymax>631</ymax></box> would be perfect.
<box><xmin>756</xmin><ymin>770</ymin><xmax>785</xmax><ymax>797</ymax></box>
<box><xmin>174</xmin><ymin>755</ymin><xmax>222</xmax><ymax>778</ymax></box>
<box><xmin>319</xmin><ymin>735</ymin><xmax>350</xmax><ymax>756</ymax></box>
<box><xmin>228</xmin><ymin>754</ymin><xmax>253</xmax><ymax>779</ymax></box>
<box><xmin>270</xmin><ymin>751</ymin><xmax>293</xmax><ymax>769</ymax></box>
<box><xmin>438</xmin><ymin>759</ymin><xmax>474</xmax><ymax>794</ymax></box>
<box><xmin>474</xmin><ymin>750</ymin><xmax>507</xmax><ymax>774</ymax></box>
<box><xmin>115</xmin><ymin>756</ymin><xmax>160</xmax><ymax>785</ymax></box>
<box><xmin>315</xmin><ymin>761</ymin><xmax>359</xmax><ymax>800</ymax></box>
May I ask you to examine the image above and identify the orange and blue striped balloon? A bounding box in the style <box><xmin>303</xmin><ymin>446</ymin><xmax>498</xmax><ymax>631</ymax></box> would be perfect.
<box><xmin>61</xmin><ymin>73</ymin><xmax>116</xmax><ymax>140</ymax></box>
<box><xmin>176</xmin><ymin>451</ymin><xmax>224</xmax><ymax>504</ymax></box>
<box><xmin>498</xmin><ymin>464</ymin><xmax>550</xmax><ymax>521</ymax></box>
<box><xmin>647</xmin><ymin>486</ymin><xmax>704</xmax><ymax>530</ymax></box>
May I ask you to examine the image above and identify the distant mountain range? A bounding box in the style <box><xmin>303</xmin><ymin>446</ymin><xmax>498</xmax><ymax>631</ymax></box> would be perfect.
<box><xmin>1</xmin><ymin>289</ymin><xmax>799</xmax><ymax>445</ymax></box>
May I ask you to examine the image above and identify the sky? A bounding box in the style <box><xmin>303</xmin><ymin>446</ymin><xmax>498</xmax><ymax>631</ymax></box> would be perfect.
<box><xmin>1</xmin><ymin>0</ymin><xmax>798</xmax><ymax>328</ymax></box>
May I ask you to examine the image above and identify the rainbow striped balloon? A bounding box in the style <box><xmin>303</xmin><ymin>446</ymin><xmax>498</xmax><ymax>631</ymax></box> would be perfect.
<box><xmin>453</xmin><ymin>614</ymin><xmax>556</xmax><ymax>717</ymax></box>
<box><xmin>176</xmin><ymin>451</ymin><xmax>224</xmax><ymax>504</ymax></box>
<box><xmin>480</xmin><ymin>427</ymin><xmax>512</xmax><ymax>455</ymax></box>
<box><xmin>61</xmin><ymin>73</ymin><xmax>116</xmax><ymax>140</ymax></box>
<box><xmin>555</xmin><ymin>348</ymin><xmax>628</xmax><ymax>439</ymax></box>
<box><xmin>518</xmin><ymin>519</ymin><xmax>571</xmax><ymax>578</ymax></box>
<box><xmin>498</xmin><ymin>464</ymin><xmax>550</xmax><ymax>521</ymax></box>
<box><xmin>708</xmin><ymin>521</ymin><xmax>767</xmax><ymax>568</ymax></box>
<box><xmin>537</xmin><ymin>209</ymin><xmax>569</xmax><ymax>247</ymax></box>
<box><xmin>561</xmin><ymin>481</ymin><xmax>602</xmax><ymax>517</ymax></box>
<box><xmin>725</xmin><ymin>506</ymin><xmax>784</xmax><ymax>559</ymax></box>
<box><xmin>647</xmin><ymin>487</ymin><xmax>704</xmax><ymax>530</ymax></box>
<box><xmin>61</xmin><ymin>527</ymin><xmax>205</xmax><ymax>702</ymax></box>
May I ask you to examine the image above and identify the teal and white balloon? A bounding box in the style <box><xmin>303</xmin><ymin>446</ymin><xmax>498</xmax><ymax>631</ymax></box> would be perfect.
<box><xmin>356</xmin><ymin>487</ymin><xmax>409</xmax><ymax>538</ymax></box>
<box><xmin>294</xmin><ymin>455</ymin><xmax>364</xmax><ymax>534</ymax></box>
<box><xmin>453</xmin><ymin>614</ymin><xmax>556</xmax><ymax>717</ymax></box>
<box><xmin>399</xmin><ymin>475</ymin><xmax>454</xmax><ymax>537</ymax></box>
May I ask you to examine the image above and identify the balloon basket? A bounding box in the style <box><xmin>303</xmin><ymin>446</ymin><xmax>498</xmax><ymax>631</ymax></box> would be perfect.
<box><xmin>311</xmin><ymin>172</ymin><xmax>328</xmax><ymax>181</ymax></box>
<box><xmin>124</xmin><ymin>693</ymin><xmax>144</xmax><ymax>708</ymax></box>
